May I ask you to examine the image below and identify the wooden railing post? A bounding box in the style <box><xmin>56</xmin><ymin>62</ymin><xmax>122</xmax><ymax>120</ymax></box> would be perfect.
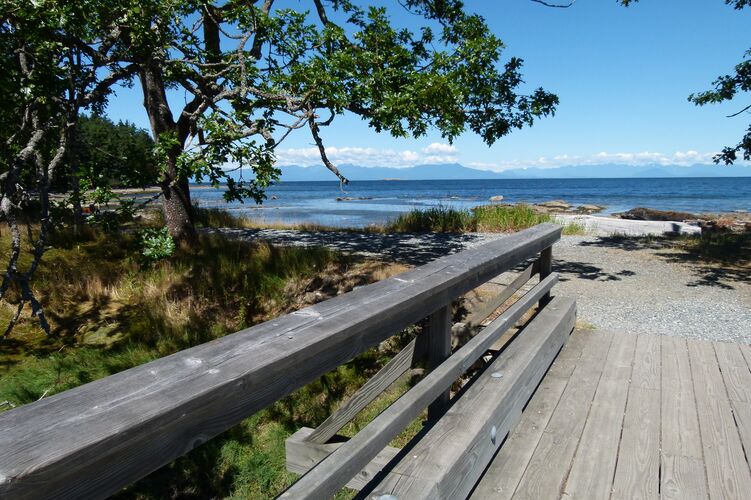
<box><xmin>539</xmin><ymin>245</ymin><xmax>553</xmax><ymax>307</ymax></box>
<box><xmin>426</xmin><ymin>304</ymin><xmax>452</xmax><ymax>420</ymax></box>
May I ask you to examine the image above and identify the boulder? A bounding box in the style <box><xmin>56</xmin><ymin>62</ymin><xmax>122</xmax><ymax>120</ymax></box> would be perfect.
<box><xmin>617</xmin><ymin>207</ymin><xmax>697</xmax><ymax>222</ymax></box>
<box><xmin>577</xmin><ymin>204</ymin><xmax>604</xmax><ymax>214</ymax></box>
<box><xmin>539</xmin><ymin>200</ymin><xmax>571</xmax><ymax>210</ymax></box>
<box><xmin>489</xmin><ymin>195</ymin><xmax>504</xmax><ymax>202</ymax></box>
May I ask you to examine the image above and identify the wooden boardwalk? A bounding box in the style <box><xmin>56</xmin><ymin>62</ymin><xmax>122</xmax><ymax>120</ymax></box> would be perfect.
<box><xmin>472</xmin><ymin>330</ymin><xmax>751</xmax><ymax>500</ymax></box>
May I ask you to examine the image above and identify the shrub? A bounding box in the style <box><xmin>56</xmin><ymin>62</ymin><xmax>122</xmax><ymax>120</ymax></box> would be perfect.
<box><xmin>139</xmin><ymin>227</ymin><xmax>176</xmax><ymax>263</ymax></box>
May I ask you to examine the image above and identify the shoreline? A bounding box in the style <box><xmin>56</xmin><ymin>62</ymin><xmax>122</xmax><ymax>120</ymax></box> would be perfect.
<box><xmin>64</xmin><ymin>187</ymin><xmax>751</xmax><ymax>237</ymax></box>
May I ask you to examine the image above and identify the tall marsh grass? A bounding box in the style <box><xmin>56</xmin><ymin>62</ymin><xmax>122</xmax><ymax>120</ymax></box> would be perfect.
<box><xmin>386</xmin><ymin>204</ymin><xmax>553</xmax><ymax>233</ymax></box>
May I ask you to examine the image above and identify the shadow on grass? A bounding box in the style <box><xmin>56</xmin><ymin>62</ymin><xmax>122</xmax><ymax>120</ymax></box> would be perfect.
<box><xmin>208</xmin><ymin>228</ymin><xmax>486</xmax><ymax>265</ymax></box>
<box><xmin>577</xmin><ymin>233</ymin><xmax>751</xmax><ymax>289</ymax></box>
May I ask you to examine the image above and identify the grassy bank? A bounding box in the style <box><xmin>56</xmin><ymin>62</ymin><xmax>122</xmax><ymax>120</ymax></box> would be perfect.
<box><xmin>385</xmin><ymin>205</ymin><xmax>584</xmax><ymax>234</ymax></box>
<box><xmin>0</xmin><ymin>226</ymin><xmax>415</xmax><ymax>498</ymax></box>
<box><xmin>612</xmin><ymin>231</ymin><xmax>751</xmax><ymax>268</ymax></box>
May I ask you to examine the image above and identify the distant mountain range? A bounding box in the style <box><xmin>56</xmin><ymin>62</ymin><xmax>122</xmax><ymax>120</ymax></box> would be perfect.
<box><xmin>261</xmin><ymin>163</ymin><xmax>751</xmax><ymax>182</ymax></box>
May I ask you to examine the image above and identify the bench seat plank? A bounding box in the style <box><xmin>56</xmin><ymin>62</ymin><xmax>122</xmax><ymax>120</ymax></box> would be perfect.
<box><xmin>363</xmin><ymin>296</ymin><xmax>576</xmax><ymax>500</ymax></box>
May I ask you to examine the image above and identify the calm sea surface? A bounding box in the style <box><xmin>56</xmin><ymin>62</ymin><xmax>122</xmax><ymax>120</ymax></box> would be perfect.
<box><xmin>191</xmin><ymin>177</ymin><xmax>751</xmax><ymax>228</ymax></box>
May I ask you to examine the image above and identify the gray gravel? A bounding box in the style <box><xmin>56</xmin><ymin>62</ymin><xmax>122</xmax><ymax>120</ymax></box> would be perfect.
<box><xmin>552</xmin><ymin>236</ymin><xmax>751</xmax><ymax>343</ymax></box>
<box><xmin>211</xmin><ymin>228</ymin><xmax>751</xmax><ymax>343</ymax></box>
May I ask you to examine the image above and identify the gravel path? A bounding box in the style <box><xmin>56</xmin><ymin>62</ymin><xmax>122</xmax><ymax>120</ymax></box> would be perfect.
<box><xmin>553</xmin><ymin>236</ymin><xmax>751</xmax><ymax>342</ymax></box>
<box><xmin>210</xmin><ymin>228</ymin><xmax>751</xmax><ymax>343</ymax></box>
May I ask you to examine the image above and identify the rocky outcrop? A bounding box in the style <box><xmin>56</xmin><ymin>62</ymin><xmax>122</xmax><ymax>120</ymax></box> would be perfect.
<box><xmin>539</xmin><ymin>200</ymin><xmax>571</xmax><ymax>209</ymax></box>
<box><xmin>616</xmin><ymin>207</ymin><xmax>697</xmax><ymax>222</ymax></box>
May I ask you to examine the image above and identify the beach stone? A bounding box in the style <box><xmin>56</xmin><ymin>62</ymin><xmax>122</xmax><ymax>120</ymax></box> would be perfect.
<box><xmin>489</xmin><ymin>195</ymin><xmax>504</xmax><ymax>202</ymax></box>
<box><xmin>539</xmin><ymin>200</ymin><xmax>571</xmax><ymax>209</ymax></box>
<box><xmin>577</xmin><ymin>204</ymin><xmax>604</xmax><ymax>214</ymax></box>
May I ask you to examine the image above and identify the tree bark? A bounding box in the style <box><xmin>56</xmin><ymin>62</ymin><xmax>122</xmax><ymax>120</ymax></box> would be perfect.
<box><xmin>160</xmin><ymin>154</ymin><xmax>195</xmax><ymax>244</ymax></box>
<box><xmin>139</xmin><ymin>62</ymin><xmax>197</xmax><ymax>244</ymax></box>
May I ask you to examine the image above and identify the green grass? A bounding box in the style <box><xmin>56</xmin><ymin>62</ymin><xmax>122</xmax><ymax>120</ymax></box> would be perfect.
<box><xmin>385</xmin><ymin>205</ymin><xmax>475</xmax><ymax>232</ymax></box>
<box><xmin>472</xmin><ymin>204</ymin><xmax>552</xmax><ymax>232</ymax></box>
<box><xmin>678</xmin><ymin>231</ymin><xmax>751</xmax><ymax>265</ymax></box>
<box><xmin>385</xmin><ymin>204</ymin><xmax>557</xmax><ymax>233</ymax></box>
<box><xmin>562</xmin><ymin>221</ymin><xmax>587</xmax><ymax>235</ymax></box>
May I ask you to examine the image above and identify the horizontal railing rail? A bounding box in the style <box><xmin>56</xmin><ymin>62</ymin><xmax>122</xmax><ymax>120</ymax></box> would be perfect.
<box><xmin>0</xmin><ymin>223</ymin><xmax>561</xmax><ymax>500</ymax></box>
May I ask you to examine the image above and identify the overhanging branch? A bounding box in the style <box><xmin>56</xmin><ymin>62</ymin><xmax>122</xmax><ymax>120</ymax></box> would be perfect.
<box><xmin>308</xmin><ymin>117</ymin><xmax>349</xmax><ymax>185</ymax></box>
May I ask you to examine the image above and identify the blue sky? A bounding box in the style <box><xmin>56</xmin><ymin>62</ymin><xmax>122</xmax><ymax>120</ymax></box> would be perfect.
<box><xmin>105</xmin><ymin>0</ymin><xmax>751</xmax><ymax>171</ymax></box>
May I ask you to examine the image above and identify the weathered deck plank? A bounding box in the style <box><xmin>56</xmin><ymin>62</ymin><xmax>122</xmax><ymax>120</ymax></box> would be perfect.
<box><xmin>611</xmin><ymin>334</ymin><xmax>661</xmax><ymax>500</ymax></box>
<box><xmin>562</xmin><ymin>333</ymin><xmax>636</xmax><ymax>499</ymax></box>
<box><xmin>660</xmin><ymin>454</ymin><xmax>709</xmax><ymax>500</ymax></box>
<box><xmin>713</xmin><ymin>341</ymin><xmax>751</xmax><ymax>488</ymax></box>
<box><xmin>660</xmin><ymin>335</ymin><xmax>708</xmax><ymax>500</ymax></box>
<box><xmin>660</xmin><ymin>336</ymin><xmax>703</xmax><ymax>459</ymax></box>
<box><xmin>471</xmin><ymin>332</ymin><xmax>751</xmax><ymax>500</ymax></box>
<box><xmin>508</xmin><ymin>331</ymin><xmax>612</xmax><ymax>499</ymax></box>
<box><xmin>689</xmin><ymin>340</ymin><xmax>751</xmax><ymax>500</ymax></box>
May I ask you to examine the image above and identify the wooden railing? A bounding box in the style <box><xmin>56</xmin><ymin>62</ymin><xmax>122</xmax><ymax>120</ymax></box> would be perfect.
<box><xmin>0</xmin><ymin>223</ymin><xmax>562</xmax><ymax>499</ymax></box>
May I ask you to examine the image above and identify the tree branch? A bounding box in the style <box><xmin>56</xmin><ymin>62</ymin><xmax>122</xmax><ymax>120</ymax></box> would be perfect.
<box><xmin>308</xmin><ymin>117</ymin><xmax>349</xmax><ymax>185</ymax></box>
<box><xmin>530</xmin><ymin>0</ymin><xmax>576</xmax><ymax>7</ymax></box>
<box><xmin>727</xmin><ymin>103</ymin><xmax>751</xmax><ymax>118</ymax></box>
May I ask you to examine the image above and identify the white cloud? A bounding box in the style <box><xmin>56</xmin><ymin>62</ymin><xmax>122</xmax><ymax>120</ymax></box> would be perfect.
<box><xmin>275</xmin><ymin>145</ymin><xmax>458</xmax><ymax>167</ymax></box>
<box><xmin>274</xmin><ymin>145</ymin><xmax>739</xmax><ymax>172</ymax></box>
<box><xmin>468</xmin><ymin>150</ymin><xmax>725</xmax><ymax>172</ymax></box>
<box><xmin>422</xmin><ymin>142</ymin><xmax>458</xmax><ymax>154</ymax></box>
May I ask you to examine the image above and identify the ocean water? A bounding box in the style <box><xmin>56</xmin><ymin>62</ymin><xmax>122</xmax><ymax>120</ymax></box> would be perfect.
<box><xmin>191</xmin><ymin>177</ymin><xmax>751</xmax><ymax>228</ymax></box>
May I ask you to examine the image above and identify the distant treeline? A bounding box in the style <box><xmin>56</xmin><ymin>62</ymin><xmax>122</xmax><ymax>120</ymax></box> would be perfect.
<box><xmin>51</xmin><ymin>114</ymin><xmax>157</xmax><ymax>192</ymax></box>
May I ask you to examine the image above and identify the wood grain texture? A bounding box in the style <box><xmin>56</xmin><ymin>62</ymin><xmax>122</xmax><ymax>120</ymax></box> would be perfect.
<box><xmin>714</xmin><ymin>341</ymin><xmax>751</xmax><ymax>403</ymax></box>
<box><xmin>470</xmin><ymin>328</ymin><xmax>588</xmax><ymax>500</ymax></box>
<box><xmin>510</xmin><ymin>330</ymin><xmax>612</xmax><ymax>499</ymax></box>
<box><xmin>278</xmin><ymin>274</ymin><xmax>559</xmax><ymax>499</ymax></box>
<box><xmin>611</xmin><ymin>334</ymin><xmax>662</xmax><ymax>500</ymax></box>
<box><xmin>0</xmin><ymin>223</ymin><xmax>562</xmax><ymax>500</ymax></box>
<box><xmin>660</xmin><ymin>335</ymin><xmax>703</xmax><ymax>459</ymax></box>
<box><xmin>689</xmin><ymin>340</ymin><xmax>751</xmax><ymax>500</ymax></box>
<box><xmin>285</xmin><ymin>427</ymin><xmax>401</xmax><ymax>491</ymax></box>
<box><xmin>660</xmin><ymin>454</ymin><xmax>709</xmax><ymax>500</ymax></box>
<box><xmin>632</xmin><ymin>333</ymin><xmax>661</xmax><ymax>391</ymax></box>
<box><xmin>306</xmin><ymin>338</ymin><xmax>425</xmax><ymax>444</ymax></box>
<box><xmin>563</xmin><ymin>333</ymin><xmax>636</xmax><ymax>499</ymax></box>
<box><xmin>712</xmin><ymin>341</ymin><xmax>751</xmax><ymax>495</ymax></box>
<box><xmin>367</xmin><ymin>297</ymin><xmax>575</xmax><ymax>500</ymax></box>
<box><xmin>611</xmin><ymin>386</ymin><xmax>661</xmax><ymax>500</ymax></box>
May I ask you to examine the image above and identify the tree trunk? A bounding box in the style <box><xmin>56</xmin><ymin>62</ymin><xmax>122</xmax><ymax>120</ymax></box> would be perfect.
<box><xmin>160</xmin><ymin>152</ymin><xmax>195</xmax><ymax>245</ymax></box>
<box><xmin>139</xmin><ymin>63</ymin><xmax>197</xmax><ymax>244</ymax></box>
<box><xmin>68</xmin><ymin>131</ymin><xmax>84</xmax><ymax>233</ymax></box>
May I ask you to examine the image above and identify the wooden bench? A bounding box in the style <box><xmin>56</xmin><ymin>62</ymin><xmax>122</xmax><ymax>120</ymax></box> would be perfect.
<box><xmin>0</xmin><ymin>223</ymin><xmax>567</xmax><ymax>499</ymax></box>
<box><xmin>281</xmin><ymin>239</ymin><xmax>575</xmax><ymax>499</ymax></box>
